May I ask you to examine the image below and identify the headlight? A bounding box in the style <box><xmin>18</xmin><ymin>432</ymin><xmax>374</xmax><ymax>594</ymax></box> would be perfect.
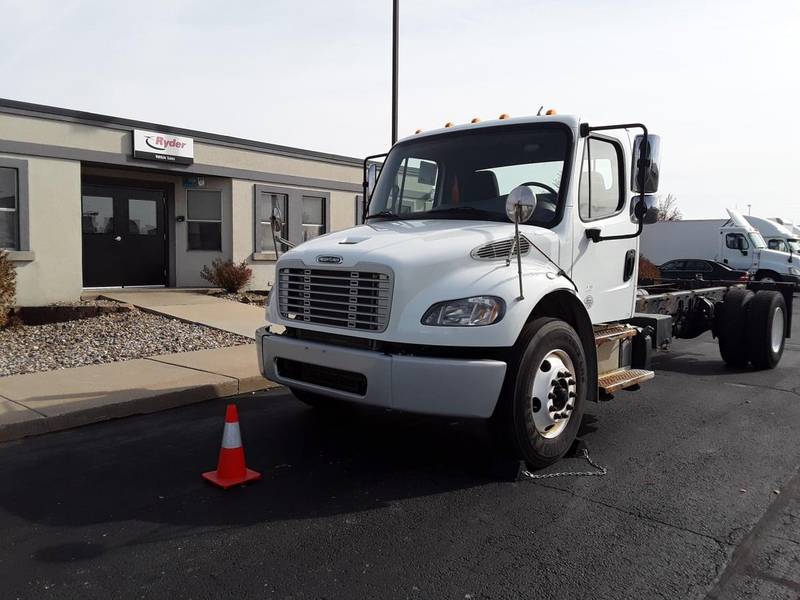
<box><xmin>421</xmin><ymin>296</ymin><xmax>505</xmax><ymax>327</ymax></box>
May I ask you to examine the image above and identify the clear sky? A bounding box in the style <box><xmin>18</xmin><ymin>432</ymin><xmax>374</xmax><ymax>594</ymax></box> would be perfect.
<box><xmin>1</xmin><ymin>0</ymin><xmax>798</xmax><ymax>221</ymax></box>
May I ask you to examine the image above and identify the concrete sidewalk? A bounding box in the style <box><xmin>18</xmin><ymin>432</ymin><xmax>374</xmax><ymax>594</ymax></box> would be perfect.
<box><xmin>99</xmin><ymin>290</ymin><xmax>266</xmax><ymax>339</ymax></box>
<box><xmin>0</xmin><ymin>344</ymin><xmax>278</xmax><ymax>443</ymax></box>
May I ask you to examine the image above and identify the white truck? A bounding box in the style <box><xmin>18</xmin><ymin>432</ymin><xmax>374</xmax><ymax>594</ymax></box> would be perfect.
<box><xmin>745</xmin><ymin>215</ymin><xmax>800</xmax><ymax>256</ymax></box>
<box><xmin>641</xmin><ymin>210</ymin><xmax>800</xmax><ymax>285</ymax></box>
<box><xmin>257</xmin><ymin>114</ymin><xmax>792</xmax><ymax>468</ymax></box>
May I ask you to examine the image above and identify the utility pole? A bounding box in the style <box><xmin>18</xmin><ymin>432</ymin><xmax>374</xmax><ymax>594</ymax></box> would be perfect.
<box><xmin>747</xmin><ymin>204</ymin><xmax>752</xmax><ymax>216</ymax></box>
<box><xmin>391</xmin><ymin>0</ymin><xmax>399</xmax><ymax>145</ymax></box>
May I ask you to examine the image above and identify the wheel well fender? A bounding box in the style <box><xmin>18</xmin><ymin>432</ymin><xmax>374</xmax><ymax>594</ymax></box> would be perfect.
<box><xmin>527</xmin><ymin>290</ymin><xmax>598</xmax><ymax>402</ymax></box>
<box><xmin>755</xmin><ymin>269</ymin><xmax>781</xmax><ymax>279</ymax></box>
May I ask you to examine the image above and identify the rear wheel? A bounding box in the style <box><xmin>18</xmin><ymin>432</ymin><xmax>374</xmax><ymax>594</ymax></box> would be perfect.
<box><xmin>717</xmin><ymin>288</ymin><xmax>754</xmax><ymax>368</ymax></box>
<box><xmin>747</xmin><ymin>291</ymin><xmax>787</xmax><ymax>369</ymax></box>
<box><xmin>492</xmin><ymin>317</ymin><xmax>587</xmax><ymax>469</ymax></box>
<box><xmin>756</xmin><ymin>271</ymin><xmax>782</xmax><ymax>283</ymax></box>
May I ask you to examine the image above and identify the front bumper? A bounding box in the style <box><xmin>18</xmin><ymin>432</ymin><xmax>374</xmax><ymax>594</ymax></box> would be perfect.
<box><xmin>256</xmin><ymin>326</ymin><xmax>507</xmax><ymax>418</ymax></box>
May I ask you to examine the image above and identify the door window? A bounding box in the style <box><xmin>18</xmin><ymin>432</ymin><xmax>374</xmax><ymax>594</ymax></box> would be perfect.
<box><xmin>767</xmin><ymin>239</ymin><xmax>787</xmax><ymax>252</ymax></box>
<box><xmin>726</xmin><ymin>233</ymin><xmax>748</xmax><ymax>250</ymax></box>
<box><xmin>687</xmin><ymin>260</ymin><xmax>712</xmax><ymax>272</ymax></box>
<box><xmin>82</xmin><ymin>196</ymin><xmax>114</xmax><ymax>234</ymax></box>
<box><xmin>128</xmin><ymin>199</ymin><xmax>158</xmax><ymax>235</ymax></box>
<box><xmin>579</xmin><ymin>138</ymin><xmax>624</xmax><ymax>220</ymax></box>
<box><xmin>187</xmin><ymin>190</ymin><xmax>222</xmax><ymax>251</ymax></box>
<box><xmin>662</xmin><ymin>260</ymin><xmax>684</xmax><ymax>270</ymax></box>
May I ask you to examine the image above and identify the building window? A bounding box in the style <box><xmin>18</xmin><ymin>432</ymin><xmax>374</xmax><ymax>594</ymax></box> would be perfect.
<box><xmin>0</xmin><ymin>167</ymin><xmax>18</xmax><ymax>249</ymax></box>
<box><xmin>302</xmin><ymin>195</ymin><xmax>326</xmax><ymax>241</ymax></box>
<box><xmin>579</xmin><ymin>137</ymin><xmax>624</xmax><ymax>221</ymax></box>
<box><xmin>187</xmin><ymin>189</ymin><xmax>222</xmax><ymax>251</ymax></box>
<box><xmin>253</xmin><ymin>185</ymin><xmax>330</xmax><ymax>258</ymax></box>
<box><xmin>257</xmin><ymin>190</ymin><xmax>289</xmax><ymax>252</ymax></box>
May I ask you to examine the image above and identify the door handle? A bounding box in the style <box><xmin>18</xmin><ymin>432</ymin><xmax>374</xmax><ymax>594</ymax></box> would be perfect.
<box><xmin>623</xmin><ymin>249</ymin><xmax>636</xmax><ymax>282</ymax></box>
<box><xmin>114</xmin><ymin>236</ymin><xmax>122</xmax><ymax>242</ymax></box>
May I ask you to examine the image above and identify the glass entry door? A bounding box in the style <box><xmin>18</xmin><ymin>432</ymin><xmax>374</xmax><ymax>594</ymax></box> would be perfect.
<box><xmin>81</xmin><ymin>184</ymin><xmax>166</xmax><ymax>287</ymax></box>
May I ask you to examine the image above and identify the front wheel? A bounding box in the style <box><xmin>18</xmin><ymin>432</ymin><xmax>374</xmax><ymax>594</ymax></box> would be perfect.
<box><xmin>492</xmin><ymin>317</ymin><xmax>588</xmax><ymax>469</ymax></box>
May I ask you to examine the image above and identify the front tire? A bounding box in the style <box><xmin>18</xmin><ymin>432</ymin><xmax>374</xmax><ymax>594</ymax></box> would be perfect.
<box><xmin>492</xmin><ymin>317</ymin><xmax>588</xmax><ymax>469</ymax></box>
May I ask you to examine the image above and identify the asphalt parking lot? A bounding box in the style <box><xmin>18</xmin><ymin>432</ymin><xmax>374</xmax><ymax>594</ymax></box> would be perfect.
<box><xmin>1</xmin><ymin>307</ymin><xmax>799</xmax><ymax>600</ymax></box>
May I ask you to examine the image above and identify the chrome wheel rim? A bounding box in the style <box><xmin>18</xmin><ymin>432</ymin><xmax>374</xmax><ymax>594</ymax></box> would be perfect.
<box><xmin>761</xmin><ymin>276</ymin><xmax>775</xmax><ymax>282</ymax></box>
<box><xmin>771</xmin><ymin>306</ymin><xmax>785</xmax><ymax>354</ymax></box>
<box><xmin>530</xmin><ymin>349</ymin><xmax>576</xmax><ymax>439</ymax></box>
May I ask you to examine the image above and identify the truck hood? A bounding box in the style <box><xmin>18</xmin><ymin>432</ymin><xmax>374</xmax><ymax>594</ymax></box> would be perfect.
<box><xmin>280</xmin><ymin>220</ymin><xmax>558</xmax><ymax>269</ymax></box>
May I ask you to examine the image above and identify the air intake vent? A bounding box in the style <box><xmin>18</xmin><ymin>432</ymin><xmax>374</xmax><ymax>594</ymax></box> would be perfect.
<box><xmin>471</xmin><ymin>236</ymin><xmax>531</xmax><ymax>260</ymax></box>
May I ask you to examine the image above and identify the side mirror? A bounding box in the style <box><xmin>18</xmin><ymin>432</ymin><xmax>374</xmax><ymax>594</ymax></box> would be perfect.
<box><xmin>631</xmin><ymin>134</ymin><xmax>661</xmax><ymax>194</ymax></box>
<box><xmin>631</xmin><ymin>194</ymin><xmax>659</xmax><ymax>225</ymax></box>
<box><xmin>505</xmin><ymin>185</ymin><xmax>537</xmax><ymax>223</ymax></box>
<box><xmin>366</xmin><ymin>163</ymin><xmax>378</xmax><ymax>199</ymax></box>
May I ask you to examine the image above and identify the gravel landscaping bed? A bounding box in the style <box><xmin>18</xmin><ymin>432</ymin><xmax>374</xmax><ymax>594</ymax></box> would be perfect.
<box><xmin>0</xmin><ymin>307</ymin><xmax>252</xmax><ymax>377</ymax></box>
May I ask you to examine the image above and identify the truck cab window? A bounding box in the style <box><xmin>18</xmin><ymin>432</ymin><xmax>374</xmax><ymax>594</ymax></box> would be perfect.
<box><xmin>578</xmin><ymin>137</ymin><xmax>623</xmax><ymax>221</ymax></box>
<box><xmin>767</xmin><ymin>239</ymin><xmax>786</xmax><ymax>252</ymax></box>
<box><xmin>726</xmin><ymin>233</ymin><xmax>748</xmax><ymax>250</ymax></box>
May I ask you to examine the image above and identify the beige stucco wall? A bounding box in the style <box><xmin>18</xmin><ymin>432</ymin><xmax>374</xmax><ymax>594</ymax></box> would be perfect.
<box><xmin>3</xmin><ymin>154</ymin><xmax>82</xmax><ymax>306</ymax></box>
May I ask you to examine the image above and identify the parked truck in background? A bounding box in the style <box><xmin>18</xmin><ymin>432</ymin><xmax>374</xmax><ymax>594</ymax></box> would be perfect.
<box><xmin>641</xmin><ymin>210</ymin><xmax>800</xmax><ymax>285</ymax></box>
<box><xmin>257</xmin><ymin>114</ymin><xmax>792</xmax><ymax>468</ymax></box>
<box><xmin>746</xmin><ymin>215</ymin><xmax>800</xmax><ymax>256</ymax></box>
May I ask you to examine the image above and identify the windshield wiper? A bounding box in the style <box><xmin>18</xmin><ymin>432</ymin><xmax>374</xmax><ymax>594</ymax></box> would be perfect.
<box><xmin>366</xmin><ymin>209</ymin><xmax>403</xmax><ymax>220</ymax></box>
<box><xmin>423</xmin><ymin>206</ymin><xmax>498</xmax><ymax>217</ymax></box>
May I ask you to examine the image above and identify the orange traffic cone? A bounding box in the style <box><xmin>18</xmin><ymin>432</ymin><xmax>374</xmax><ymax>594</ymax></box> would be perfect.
<box><xmin>202</xmin><ymin>404</ymin><xmax>261</xmax><ymax>489</ymax></box>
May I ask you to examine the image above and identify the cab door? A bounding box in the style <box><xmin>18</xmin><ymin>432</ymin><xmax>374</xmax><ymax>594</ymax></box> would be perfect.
<box><xmin>720</xmin><ymin>231</ymin><xmax>756</xmax><ymax>271</ymax></box>
<box><xmin>569</xmin><ymin>135</ymin><xmax>639</xmax><ymax>324</ymax></box>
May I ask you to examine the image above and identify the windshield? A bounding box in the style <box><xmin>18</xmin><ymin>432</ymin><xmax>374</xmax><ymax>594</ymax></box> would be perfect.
<box><xmin>367</xmin><ymin>124</ymin><xmax>571</xmax><ymax>226</ymax></box>
<box><xmin>748</xmin><ymin>231</ymin><xmax>767</xmax><ymax>249</ymax></box>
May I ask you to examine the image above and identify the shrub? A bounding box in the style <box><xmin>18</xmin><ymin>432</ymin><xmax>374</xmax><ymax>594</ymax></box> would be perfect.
<box><xmin>0</xmin><ymin>251</ymin><xmax>17</xmax><ymax>327</ymax></box>
<box><xmin>200</xmin><ymin>258</ymin><xmax>253</xmax><ymax>293</ymax></box>
<box><xmin>638</xmin><ymin>254</ymin><xmax>660</xmax><ymax>284</ymax></box>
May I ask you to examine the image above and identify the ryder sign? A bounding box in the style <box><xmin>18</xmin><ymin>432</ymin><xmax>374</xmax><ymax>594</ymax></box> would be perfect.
<box><xmin>133</xmin><ymin>129</ymin><xmax>194</xmax><ymax>165</ymax></box>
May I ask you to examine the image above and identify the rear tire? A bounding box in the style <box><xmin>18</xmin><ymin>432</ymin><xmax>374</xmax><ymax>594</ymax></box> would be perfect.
<box><xmin>747</xmin><ymin>291</ymin><xmax>787</xmax><ymax>369</ymax></box>
<box><xmin>717</xmin><ymin>288</ymin><xmax>754</xmax><ymax>368</ymax></box>
<box><xmin>756</xmin><ymin>271</ymin><xmax>782</xmax><ymax>283</ymax></box>
<box><xmin>491</xmin><ymin>317</ymin><xmax>588</xmax><ymax>470</ymax></box>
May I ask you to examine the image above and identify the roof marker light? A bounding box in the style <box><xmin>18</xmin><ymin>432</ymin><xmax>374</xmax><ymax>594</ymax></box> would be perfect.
<box><xmin>414</xmin><ymin>129</ymin><xmax>423</xmax><ymax>134</ymax></box>
<box><xmin>470</xmin><ymin>117</ymin><xmax>481</xmax><ymax>124</ymax></box>
<box><xmin>444</xmin><ymin>122</ymin><xmax>454</xmax><ymax>128</ymax></box>
<box><xmin>545</xmin><ymin>109</ymin><xmax>557</xmax><ymax>116</ymax></box>
<box><xmin>498</xmin><ymin>113</ymin><xmax>510</xmax><ymax>120</ymax></box>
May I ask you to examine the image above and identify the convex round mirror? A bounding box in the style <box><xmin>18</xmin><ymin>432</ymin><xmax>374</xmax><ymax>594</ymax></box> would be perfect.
<box><xmin>506</xmin><ymin>185</ymin><xmax>537</xmax><ymax>223</ymax></box>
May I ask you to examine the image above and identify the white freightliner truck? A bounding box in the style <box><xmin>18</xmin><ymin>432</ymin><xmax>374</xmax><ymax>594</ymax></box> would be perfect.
<box><xmin>745</xmin><ymin>215</ymin><xmax>800</xmax><ymax>257</ymax></box>
<box><xmin>641</xmin><ymin>210</ymin><xmax>800</xmax><ymax>285</ymax></box>
<box><xmin>256</xmin><ymin>114</ymin><xmax>792</xmax><ymax>468</ymax></box>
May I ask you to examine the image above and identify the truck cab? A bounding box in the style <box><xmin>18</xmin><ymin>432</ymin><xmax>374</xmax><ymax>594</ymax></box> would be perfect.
<box><xmin>257</xmin><ymin>114</ymin><xmax>789</xmax><ymax>469</ymax></box>
<box><xmin>721</xmin><ymin>210</ymin><xmax>800</xmax><ymax>284</ymax></box>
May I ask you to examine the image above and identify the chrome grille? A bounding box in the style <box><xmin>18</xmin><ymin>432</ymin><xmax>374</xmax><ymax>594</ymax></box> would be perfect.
<box><xmin>278</xmin><ymin>268</ymin><xmax>392</xmax><ymax>331</ymax></box>
<box><xmin>471</xmin><ymin>236</ymin><xmax>531</xmax><ymax>260</ymax></box>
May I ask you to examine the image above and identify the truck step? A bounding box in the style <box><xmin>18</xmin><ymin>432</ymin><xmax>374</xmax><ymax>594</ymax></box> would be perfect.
<box><xmin>594</xmin><ymin>324</ymin><xmax>638</xmax><ymax>345</ymax></box>
<box><xmin>598</xmin><ymin>368</ymin><xmax>655</xmax><ymax>393</ymax></box>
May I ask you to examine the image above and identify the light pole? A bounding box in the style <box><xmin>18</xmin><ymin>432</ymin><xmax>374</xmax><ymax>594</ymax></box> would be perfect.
<box><xmin>391</xmin><ymin>0</ymin><xmax>399</xmax><ymax>145</ymax></box>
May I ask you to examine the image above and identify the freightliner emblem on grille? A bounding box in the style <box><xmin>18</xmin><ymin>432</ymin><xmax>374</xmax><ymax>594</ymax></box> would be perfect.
<box><xmin>316</xmin><ymin>255</ymin><xmax>343</xmax><ymax>264</ymax></box>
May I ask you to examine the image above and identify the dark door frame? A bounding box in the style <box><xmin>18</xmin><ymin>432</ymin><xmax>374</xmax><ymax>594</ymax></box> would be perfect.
<box><xmin>81</xmin><ymin>175</ymin><xmax>173</xmax><ymax>287</ymax></box>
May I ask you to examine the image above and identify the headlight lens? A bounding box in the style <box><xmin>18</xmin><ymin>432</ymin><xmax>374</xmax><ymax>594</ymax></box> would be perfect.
<box><xmin>422</xmin><ymin>296</ymin><xmax>505</xmax><ymax>327</ymax></box>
